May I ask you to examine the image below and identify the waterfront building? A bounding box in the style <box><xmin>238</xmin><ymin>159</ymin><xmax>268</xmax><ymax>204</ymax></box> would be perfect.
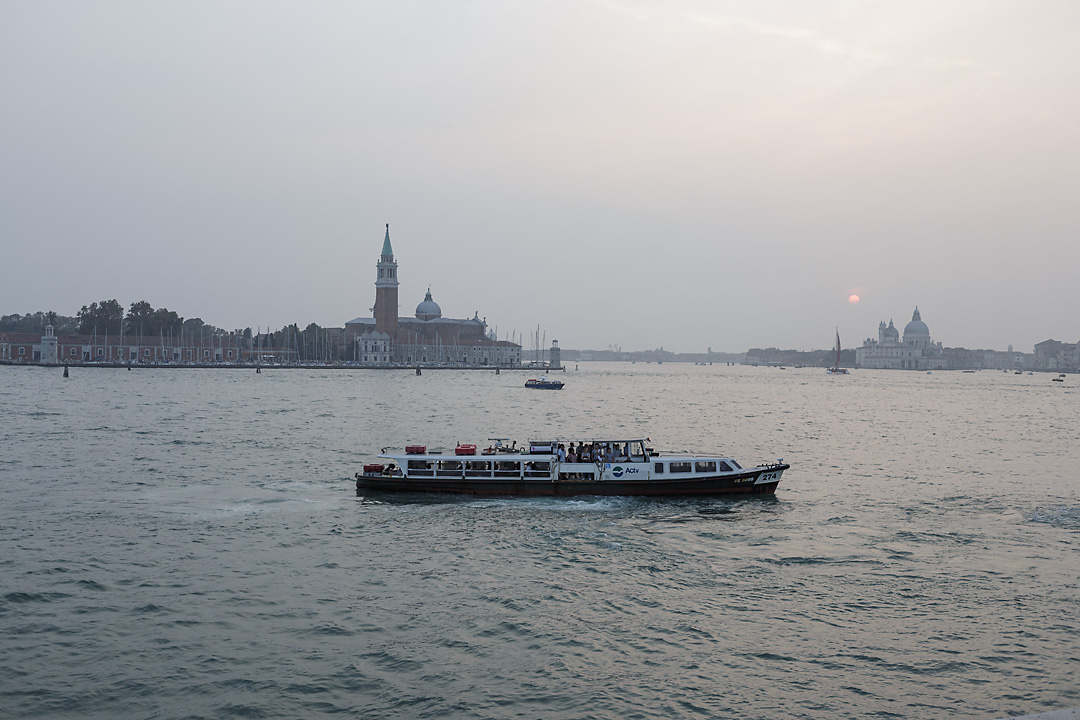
<box><xmin>345</xmin><ymin>225</ymin><xmax>522</xmax><ymax>366</ymax></box>
<box><xmin>941</xmin><ymin>346</ymin><xmax>1034</xmax><ymax>371</ymax></box>
<box><xmin>1034</xmin><ymin>339</ymin><xmax>1078</xmax><ymax>371</ymax></box>
<box><xmin>0</xmin><ymin>331</ymin><xmax>287</xmax><ymax>365</ymax></box>
<box><xmin>856</xmin><ymin>308</ymin><xmax>947</xmax><ymax>370</ymax></box>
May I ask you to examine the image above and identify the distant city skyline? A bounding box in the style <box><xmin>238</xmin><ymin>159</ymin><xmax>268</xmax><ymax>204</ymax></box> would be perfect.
<box><xmin>2</xmin><ymin>2</ymin><xmax>1077</xmax><ymax>352</ymax></box>
<box><xmin>1</xmin><ymin>300</ymin><xmax>1070</xmax><ymax>358</ymax></box>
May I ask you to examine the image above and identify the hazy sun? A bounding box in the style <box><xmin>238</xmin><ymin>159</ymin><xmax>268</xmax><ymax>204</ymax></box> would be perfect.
<box><xmin>849</xmin><ymin>294</ymin><xmax>861</xmax><ymax>304</ymax></box>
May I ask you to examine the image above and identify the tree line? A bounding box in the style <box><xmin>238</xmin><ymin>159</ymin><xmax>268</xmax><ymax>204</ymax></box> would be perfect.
<box><xmin>1</xmin><ymin>301</ymin><xmax>342</xmax><ymax>362</ymax></box>
<box><xmin>0</xmin><ymin>299</ymin><xmax>238</xmax><ymax>338</ymax></box>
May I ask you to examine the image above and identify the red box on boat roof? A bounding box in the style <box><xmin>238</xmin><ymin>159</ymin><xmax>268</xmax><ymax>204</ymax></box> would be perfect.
<box><xmin>405</xmin><ymin>445</ymin><xmax>427</xmax><ymax>454</ymax></box>
<box><xmin>455</xmin><ymin>444</ymin><xmax>477</xmax><ymax>456</ymax></box>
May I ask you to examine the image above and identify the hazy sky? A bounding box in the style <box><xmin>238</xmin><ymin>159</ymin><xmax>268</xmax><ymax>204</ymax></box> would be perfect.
<box><xmin>2</xmin><ymin>1</ymin><xmax>1077</xmax><ymax>352</ymax></box>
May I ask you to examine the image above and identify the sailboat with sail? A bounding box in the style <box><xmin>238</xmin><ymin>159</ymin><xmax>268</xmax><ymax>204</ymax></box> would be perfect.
<box><xmin>826</xmin><ymin>328</ymin><xmax>850</xmax><ymax>374</ymax></box>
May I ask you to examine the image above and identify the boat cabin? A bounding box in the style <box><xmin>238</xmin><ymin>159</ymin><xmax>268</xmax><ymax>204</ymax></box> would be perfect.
<box><xmin>377</xmin><ymin>437</ymin><xmax>750</xmax><ymax>484</ymax></box>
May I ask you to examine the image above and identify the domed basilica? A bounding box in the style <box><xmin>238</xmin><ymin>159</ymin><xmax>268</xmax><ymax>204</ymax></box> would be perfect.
<box><xmin>344</xmin><ymin>225</ymin><xmax>522</xmax><ymax>366</ymax></box>
<box><xmin>855</xmin><ymin>307</ymin><xmax>946</xmax><ymax>370</ymax></box>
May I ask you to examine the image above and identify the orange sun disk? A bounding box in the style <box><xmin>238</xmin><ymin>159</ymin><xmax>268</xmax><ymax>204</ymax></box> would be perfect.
<box><xmin>849</xmin><ymin>294</ymin><xmax>860</xmax><ymax>304</ymax></box>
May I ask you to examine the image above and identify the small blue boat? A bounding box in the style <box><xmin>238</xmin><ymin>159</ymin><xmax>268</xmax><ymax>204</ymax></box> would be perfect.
<box><xmin>525</xmin><ymin>377</ymin><xmax>564</xmax><ymax>390</ymax></box>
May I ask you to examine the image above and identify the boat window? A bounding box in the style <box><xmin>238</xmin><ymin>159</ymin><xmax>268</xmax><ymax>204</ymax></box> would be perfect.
<box><xmin>695</xmin><ymin>461</ymin><xmax>716</xmax><ymax>473</ymax></box>
<box><xmin>437</xmin><ymin>461</ymin><xmax>463</xmax><ymax>471</ymax></box>
<box><xmin>465</xmin><ymin>460</ymin><xmax>491</xmax><ymax>477</ymax></box>
<box><xmin>494</xmin><ymin>461</ymin><xmax>522</xmax><ymax>477</ymax></box>
<box><xmin>718</xmin><ymin>461</ymin><xmax>733</xmax><ymax>472</ymax></box>
<box><xmin>669</xmin><ymin>462</ymin><xmax>692</xmax><ymax>473</ymax></box>
<box><xmin>407</xmin><ymin>460</ymin><xmax>433</xmax><ymax>470</ymax></box>
<box><xmin>654</xmin><ymin>463</ymin><xmax>664</xmax><ymax>474</ymax></box>
<box><xmin>524</xmin><ymin>460</ymin><xmax>550</xmax><ymax>477</ymax></box>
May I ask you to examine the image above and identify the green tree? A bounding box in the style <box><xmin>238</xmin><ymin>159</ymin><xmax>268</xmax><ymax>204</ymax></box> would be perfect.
<box><xmin>183</xmin><ymin>318</ymin><xmax>206</xmax><ymax>336</ymax></box>
<box><xmin>303</xmin><ymin>323</ymin><xmax>325</xmax><ymax>362</ymax></box>
<box><xmin>272</xmin><ymin>323</ymin><xmax>300</xmax><ymax>358</ymax></box>
<box><xmin>123</xmin><ymin>301</ymin><xmax>183</xmax><ymax>337</ymax></box>
<box><xmin>151</xmin><ymin>308</ymin><xmax>183</xmax><ymax>336</ymax></box>
<box><xmin>125</xmin><ymin>300</ymin><xmax>154</xmax><ymax>336</ymax></box>
<box><xmin>76</xmin><ymin>300</ymin><xmax>123</xmax><ymax>335</ymax></box>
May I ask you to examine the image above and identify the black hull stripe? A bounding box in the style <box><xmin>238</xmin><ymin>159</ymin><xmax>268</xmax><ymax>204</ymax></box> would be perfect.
<box><xmin>355</xmin><ymin>468</ymin><xmax>786</xmax><ymax>498</ymax></box>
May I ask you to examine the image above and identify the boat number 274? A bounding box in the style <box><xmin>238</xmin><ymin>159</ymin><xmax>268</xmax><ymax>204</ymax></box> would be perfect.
<box><xmin>758</xmin><ymin>471</ymin><xmax>779</xmax><ymax>483</ymax></box>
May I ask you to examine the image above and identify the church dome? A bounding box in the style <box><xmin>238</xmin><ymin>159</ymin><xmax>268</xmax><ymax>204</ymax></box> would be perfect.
<box><xmin>415</xmin><ymin>289</ymin><xmax>442</xmax><ymax>320</ymax></box>
<box><xmin>884</xmin><ymin>320</ymin><xmax>899</xmax><ymax>339</ymax></box>
<box><xmin>903</xmin><ymin>307</ymin><xmax>930</xmax><ymax>337</ymax></box>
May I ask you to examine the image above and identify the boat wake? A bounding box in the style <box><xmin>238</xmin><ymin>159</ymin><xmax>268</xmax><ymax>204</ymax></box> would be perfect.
<box><xmin>1028</xmin><ymin>505</ymin><xmax>1080</xmax><ymax>528</ymax></box>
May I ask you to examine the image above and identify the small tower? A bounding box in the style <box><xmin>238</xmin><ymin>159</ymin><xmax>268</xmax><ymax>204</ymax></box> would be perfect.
<box><xmin>549</xmin><ymin>339</ymin><xmax>561</xmax><ymax>369</ymax></box>
<box><xmin>373</xmin><ymin>224</ymin><xmax>399</xmax><ymax>339</ymax></box>
<box><xmin>40</xmin><ymin>324</ymin><xmax>58</xmax><ymax>364</ymax></box>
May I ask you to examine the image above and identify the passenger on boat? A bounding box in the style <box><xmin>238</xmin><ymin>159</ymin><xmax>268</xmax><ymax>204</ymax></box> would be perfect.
<box><xmin>567</xmin><ymin>445</ymin><xmax>578</xmax><ymax>463</ymax></box>
<box><xmin>557</xmin><ymin>444</ymin><xmax>566</xmax><ymax>462</ymax></box>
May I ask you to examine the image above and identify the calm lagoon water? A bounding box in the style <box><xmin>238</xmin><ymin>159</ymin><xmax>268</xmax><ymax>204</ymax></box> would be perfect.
<box><xmin>1</xmin><ymin>363</ymin><xmax>1078</xmax><ymax>719</ymax></box>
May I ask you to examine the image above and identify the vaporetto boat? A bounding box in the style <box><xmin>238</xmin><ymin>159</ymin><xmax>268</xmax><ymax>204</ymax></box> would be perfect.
<box><xmin>355</xmin><ymin>438</ymin><xmax>789</xmax><ymax>497</ymax></box>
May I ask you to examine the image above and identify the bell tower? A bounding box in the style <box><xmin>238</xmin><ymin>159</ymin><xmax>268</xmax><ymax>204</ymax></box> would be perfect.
<box><xmin>374</xmin><ymin>223</ymin><xmax>398</xmax><ymax>338</ymax></box>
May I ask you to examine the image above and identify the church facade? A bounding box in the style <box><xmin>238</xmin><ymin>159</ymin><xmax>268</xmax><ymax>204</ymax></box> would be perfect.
<box><xmin>856</xmin><ymin>308</ymin><xmax>947</xmax><ymax>370</ymax></box>
<box><xmin>345</xmin><ymin>225</ymin><xmax>522</xmax><ymax>367</ymax></box>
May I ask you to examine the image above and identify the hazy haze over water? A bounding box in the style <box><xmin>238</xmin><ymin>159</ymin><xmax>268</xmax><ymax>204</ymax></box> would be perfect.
<box><xmin>1</xmin><ymin>363</ymin><xmax>1078</xmax><ymax>719</ymax></box>
<box><xmin>2</xmin><ymin>1</ymin><xmax>1079</xmax><ymax>351</ymax></box>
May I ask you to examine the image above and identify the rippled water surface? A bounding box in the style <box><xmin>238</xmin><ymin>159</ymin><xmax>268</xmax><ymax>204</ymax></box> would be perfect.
<box><xmin>1</xmin><ymin>363</ymin><xmax>1078</xmax><ymax>719</ymax></box>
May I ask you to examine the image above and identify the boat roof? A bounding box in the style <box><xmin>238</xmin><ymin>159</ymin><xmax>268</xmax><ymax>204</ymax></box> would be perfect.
<box><xmin>380</xmin><ymin>439</ymin><xmax>650</xmax><ymax>453</ymax></box>
<box><xmin>528</xmin><ymin>438</ymin><xmax>648</xmax><ymax>445</ymax></box>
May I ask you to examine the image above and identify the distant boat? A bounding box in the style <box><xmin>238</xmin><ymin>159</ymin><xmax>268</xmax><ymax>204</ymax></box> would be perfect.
<box><xmin>525</xmin><ymin>377</ymin><xmax>564</xmax><ymax>390</ymax></box>
<box><xmin>826</xmin><ymin>328</ymin><xmax>849</xmax><ymax>374</ymax></box>
<box><xmin>1053</xmin><ymin>374</ymin><xmax>1065</xmax><ymax>383</ymax></box>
